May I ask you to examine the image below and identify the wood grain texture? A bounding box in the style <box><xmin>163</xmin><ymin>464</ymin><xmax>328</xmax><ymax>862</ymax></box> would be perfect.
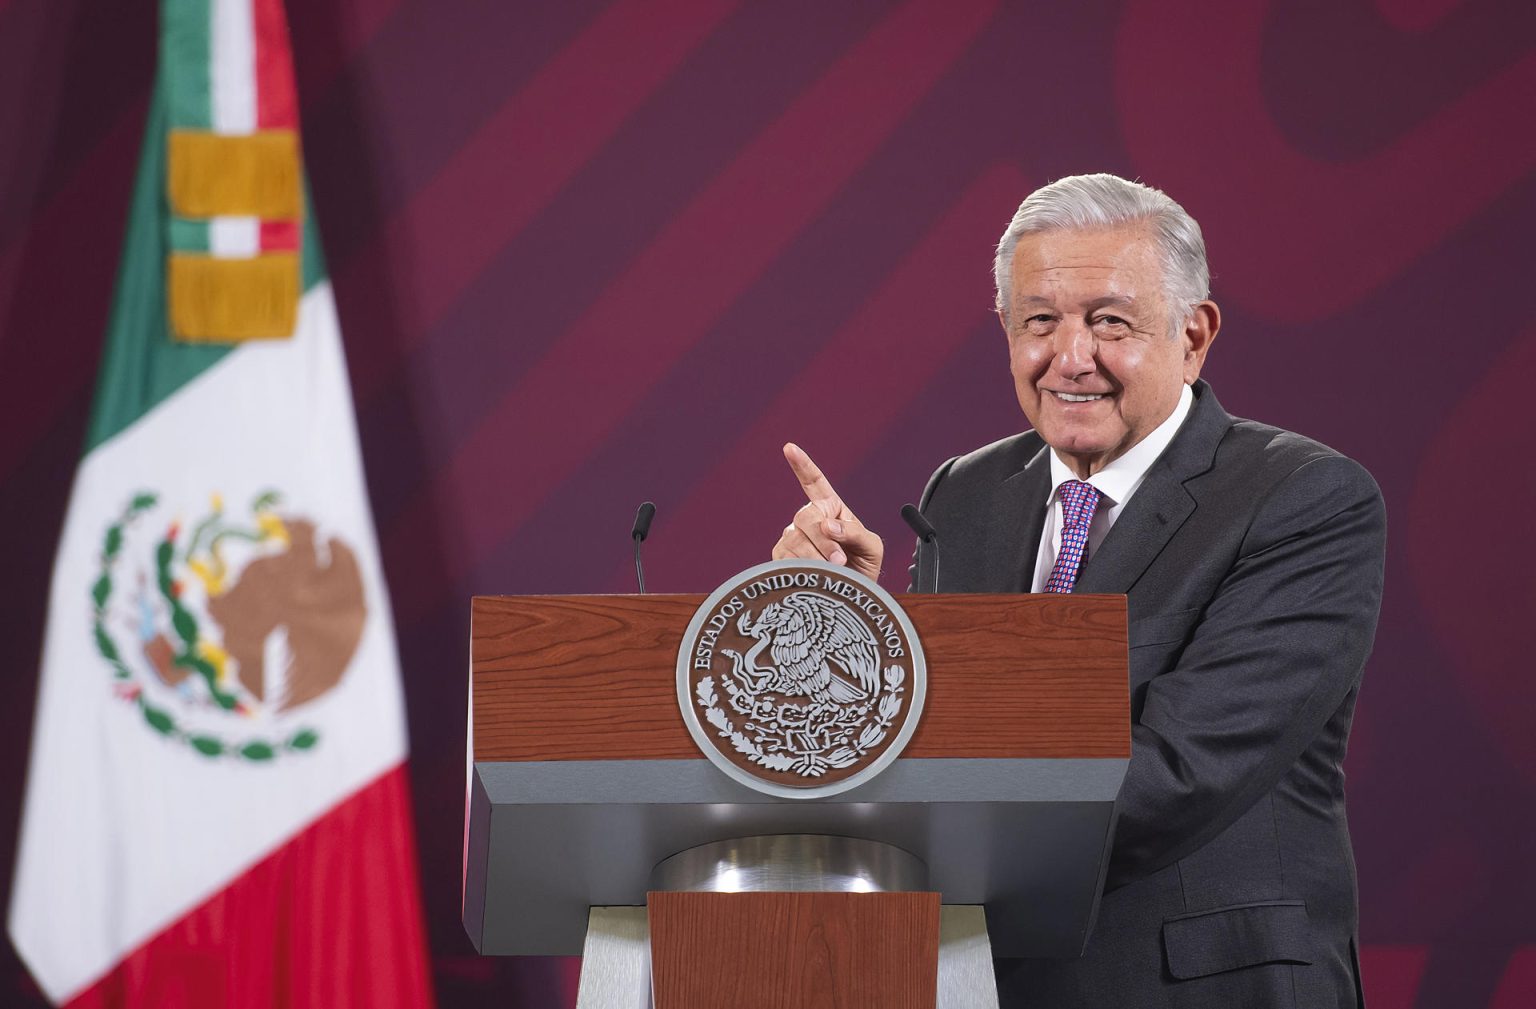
<box><xmin>471</xmin><ymin>593</ymin><xmax>1129</xmax><ymax>761</ymax></box>
<box><xmin>647</xmin><ymin>891</ymin><xmax>940</xmax><ymax>1009</ymax></box>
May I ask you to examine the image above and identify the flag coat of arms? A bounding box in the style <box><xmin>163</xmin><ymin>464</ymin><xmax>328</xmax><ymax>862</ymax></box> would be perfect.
<box><xmin>9</xmin><ymin>1</ymin><xmax>435</xmax><ymax>1004</ymax></box>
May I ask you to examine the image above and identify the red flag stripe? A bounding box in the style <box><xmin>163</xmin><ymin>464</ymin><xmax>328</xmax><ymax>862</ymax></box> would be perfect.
<box><xmin>253</xmin><ymin>0</ymin><xmax>299</xmax><ymax>130</ymax></box>
<box><xmin>260</xmin><ymin>218</ymin><xmax>300</xmax><ymax>252</ymax></box>
<box><xmin>380</xmin><ymin>0</ymin><xmax>1000</xmax><ymax>626</ymax></box>
<box><xmin>341</xmin><ymin>0</ymin><xmax>740</xmax><ymax>403</ymax></box>
<box><xmin>60</xmin><ymin>766</ymin><xmax>433</xmax><ymax>1009</ymax></box>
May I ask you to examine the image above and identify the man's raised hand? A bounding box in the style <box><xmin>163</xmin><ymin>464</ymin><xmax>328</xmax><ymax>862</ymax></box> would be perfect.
<box><xmin>771</xmin><ymin>443</ymin><xmax>884</xmax><ymax>580</ymax></box>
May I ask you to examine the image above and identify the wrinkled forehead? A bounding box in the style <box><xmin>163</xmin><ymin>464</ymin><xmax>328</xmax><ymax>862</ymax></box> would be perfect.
<box><xmin>1006</xmin><ymin>225</ymin><xmax>1167</xmax><ymax>305</ymax></box>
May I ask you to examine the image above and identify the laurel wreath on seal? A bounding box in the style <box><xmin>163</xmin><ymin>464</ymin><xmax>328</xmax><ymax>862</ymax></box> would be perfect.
<box><xmin>91</xmin><ymin>491</ymin><xmax>320</xmax><ymax>762</ymax></box>
<box><xmin>694</xmin><ymin>665</ymin><xmax>905</xmax><ymax>778</ymax></box>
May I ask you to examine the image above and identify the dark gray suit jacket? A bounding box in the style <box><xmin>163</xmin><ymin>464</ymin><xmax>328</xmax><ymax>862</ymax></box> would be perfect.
<box><xmin>909</xmin><ymin>381</ymin><xmax>1386</xmax><ymax>1009</ymax></box>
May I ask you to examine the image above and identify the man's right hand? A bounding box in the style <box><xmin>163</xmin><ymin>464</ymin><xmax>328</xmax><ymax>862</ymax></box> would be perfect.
<box><xmin>771</xmin><ymin>443</ymin><xmax>884</xmax><ymax>581</ymax></box>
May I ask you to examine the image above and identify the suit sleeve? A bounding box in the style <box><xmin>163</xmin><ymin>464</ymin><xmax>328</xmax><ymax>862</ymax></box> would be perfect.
<box><xmin>1106</xmin><ymin>454</ymin><xmax>1387</xmax><ymax>890</ymax></box>
<box><xmin>907</xmin><ymin>456</ymin><xmax>959</xmax><ymax>593</ymax></box>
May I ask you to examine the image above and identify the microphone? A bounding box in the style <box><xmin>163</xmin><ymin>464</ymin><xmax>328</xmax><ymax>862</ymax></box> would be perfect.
<box><xmin>900</xmin><ymin>504</ymin><xmax>939</xmax><ymax>594</ymax></box>
<box><xmin>631</xmin><ymin>502</ymin><xmax>656</xmax><ymax>594</ymax></box>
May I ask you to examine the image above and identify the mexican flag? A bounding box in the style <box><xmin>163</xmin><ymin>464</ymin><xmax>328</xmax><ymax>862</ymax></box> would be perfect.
<box><xmin>8</xmin><ymin>1</ymin><xmax>435</xmax><ymax>1005</ymax></box>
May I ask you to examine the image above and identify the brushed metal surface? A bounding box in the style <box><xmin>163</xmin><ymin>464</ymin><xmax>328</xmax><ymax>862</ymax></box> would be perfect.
<box><xmin>651</xmin><ymin>834</ymin><xmax>928</xmax><ymax>893</ymax></box>
<box><xmin>464</xmin><ymin>756</ymin><xmax>1125</xmax><ymax>958</ymax></box>
<box><xmin>575</xmin><ymin>907</ymin><xmax>651</xmax><ymax>1009</ymax></box>
<box><xmin>938</xmin><ymin>906</ymin><xmax>1001</xmax><ymax>1009</ymax></box>
<box><xmin>477</xmin><ymin>756</ymin><xmax>1127</xmax><ymax>804</ymax></box>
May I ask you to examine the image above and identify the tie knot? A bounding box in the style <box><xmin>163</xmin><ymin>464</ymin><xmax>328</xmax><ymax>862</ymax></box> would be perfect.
<box><xmin>1058</xmin><ymin>480</ymin><xmax>1100</xmax><ymax>528</ymax></box>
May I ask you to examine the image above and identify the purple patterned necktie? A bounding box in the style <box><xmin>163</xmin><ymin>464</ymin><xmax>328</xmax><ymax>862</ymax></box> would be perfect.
<box><xmin>1044</xmin><ymin>480</ymin><xmax>1101</xmax><ymax>594</ymax></box>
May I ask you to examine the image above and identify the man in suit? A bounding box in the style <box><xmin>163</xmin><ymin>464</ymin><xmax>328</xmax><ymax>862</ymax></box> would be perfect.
<box><xmin>772</xmin><ymin>173</ymin><xmax>1386</xmax><ymax>1007</ymax></box>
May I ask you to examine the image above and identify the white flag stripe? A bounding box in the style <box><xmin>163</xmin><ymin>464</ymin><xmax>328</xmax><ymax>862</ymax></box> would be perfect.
<box><xmin>7</xmin><ymin>282</ymin><xmax>407</xmax><ymax>1002</ymax></box>
<box><xmin>210</xmin><ymin>216</ymin><xmax>261</xmax><ymax>257</ymax></box>
<box><xmin>210</xmin><ymin>0</ymin><xmax>256</xmax><ymax>134</ymax></box>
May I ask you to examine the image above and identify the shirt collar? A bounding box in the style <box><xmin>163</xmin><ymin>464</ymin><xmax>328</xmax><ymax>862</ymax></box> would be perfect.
<box><xmin>1047</xmin><ymin>382</ymin><xmax>1194</xmax><ymax>506</ymax></box>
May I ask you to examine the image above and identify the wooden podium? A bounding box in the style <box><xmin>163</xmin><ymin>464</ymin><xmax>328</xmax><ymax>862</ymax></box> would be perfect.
<box><xmin>464</xmin><ymin>591</ymin><xmax>1129</xmax><ymax>1007</ymax></box>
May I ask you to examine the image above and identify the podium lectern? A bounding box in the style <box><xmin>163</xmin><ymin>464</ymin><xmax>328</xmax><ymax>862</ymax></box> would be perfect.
<box><xmin>464</xmin><ymin>591</ymin><xmax>1128</xmax><ymax>1007</ymax></box>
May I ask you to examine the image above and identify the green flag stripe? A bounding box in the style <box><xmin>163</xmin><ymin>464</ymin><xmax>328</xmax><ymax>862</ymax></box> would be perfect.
<box><xmin>168</xmin><ymin>218</ymin><xmax>211</xmax><ymax>253</ymax></box>
<box><xmin>162</xmin><ymin>0</ymin><xmax>212</xmax><ymax>130</ymax></box>
<box><xmin>87</xmin><ymin>83</ymin><xmax>228</xmax><ymax>452</ymax></box>
<box><xmin>86</xmin><ymin>81</ymin><xmax>329</xmax><ymax>454</ymax></box>
<box><xmin>300</xmin><ymin>191</ymin><xmax>325</xmax><ymax>289</ymax></box>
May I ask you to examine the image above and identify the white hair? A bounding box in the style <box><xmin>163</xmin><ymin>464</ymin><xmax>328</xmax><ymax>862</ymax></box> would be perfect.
<box><xmin>993</xmin><ymin>173</ymin><xmax>1209</xmax><ymax>330</ymax></box>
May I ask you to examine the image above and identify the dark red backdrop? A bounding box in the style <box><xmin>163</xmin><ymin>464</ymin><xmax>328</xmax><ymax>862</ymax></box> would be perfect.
<box><xmin>2</xmin><ymin>1</ymin><xmax>1533</xmax><ymax>1006</ymax></box>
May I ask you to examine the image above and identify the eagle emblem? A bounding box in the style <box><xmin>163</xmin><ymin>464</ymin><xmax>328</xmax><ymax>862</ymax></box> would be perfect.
<box><xmin>724</xmin><ymin>593</ymin><xmax>883</xmax><ymax>705</ymax></box>
<box><xmin>89</xmin><ymin>489</ymin><xmax>366</xmax><ymax>761</ymax></box>
<box><xmin>678</xmin><ymin>560</ymin><xmax>925</xmax><ymax>798</ymax></box>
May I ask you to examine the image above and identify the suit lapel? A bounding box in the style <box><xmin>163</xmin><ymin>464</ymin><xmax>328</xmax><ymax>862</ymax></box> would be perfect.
<box><xmin>992</xmin><ymin>443</ymin><xmax>1052</xmax><ymax>592</ymax></box>
<box><xmin>1073</xmin><ymin>382</ymin><xmax>1231</xmax><ymax>596</ymax></box>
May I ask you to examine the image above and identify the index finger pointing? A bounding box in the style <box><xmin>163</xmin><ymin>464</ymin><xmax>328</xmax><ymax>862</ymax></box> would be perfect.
<box><xmin>783</xmin><ymin>442</ymin><xmax>843</xmax><ymax>518</ymax></box>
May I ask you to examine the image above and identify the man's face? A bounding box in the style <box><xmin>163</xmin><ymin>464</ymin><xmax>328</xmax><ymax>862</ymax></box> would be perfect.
<box><xmin>1001</xmin><ymin>224</ymin><xmax>1217</xmax><ymax>477</ymax></box>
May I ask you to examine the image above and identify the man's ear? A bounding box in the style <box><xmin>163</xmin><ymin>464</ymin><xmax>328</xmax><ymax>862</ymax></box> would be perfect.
<box><xmin>1182</xmin><ymin>300</ymin><xmax>1220</xmax><ymax>383</ymax></box>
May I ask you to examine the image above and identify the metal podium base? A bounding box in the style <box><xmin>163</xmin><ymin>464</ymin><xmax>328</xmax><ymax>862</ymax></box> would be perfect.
<box><xmin>574</xmin><ymin>835</ymin><xmax>999</xmax><ymax>1009</ymax></box>
<box><xmin>652</xmin><ymin>834</ymin><xmax>927</xmax><ymax>893</ymax></box>
<box><xmin>576</xmin><ymin>907</ymin><xmax>650</xmax><ymax>1009</ymax></box>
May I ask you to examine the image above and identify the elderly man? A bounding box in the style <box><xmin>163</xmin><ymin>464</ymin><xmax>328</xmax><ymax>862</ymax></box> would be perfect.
<box><xmin>773</xmin><ymin>174</ymin><xmax>1385</xmax><ymax>1007</ymax></box>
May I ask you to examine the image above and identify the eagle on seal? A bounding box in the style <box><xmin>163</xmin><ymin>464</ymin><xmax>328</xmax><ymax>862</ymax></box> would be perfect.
<box><xmin>722</xmin><ymin>591</ymin><xmax>882</xmax><ymax>705</ymax></box>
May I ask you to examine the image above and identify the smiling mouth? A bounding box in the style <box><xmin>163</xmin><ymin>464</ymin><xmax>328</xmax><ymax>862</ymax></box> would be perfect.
<box><xmin>1048</xmin><ymin>390</ymin><xmax>1109</xmax><ymax>403</ymax></box>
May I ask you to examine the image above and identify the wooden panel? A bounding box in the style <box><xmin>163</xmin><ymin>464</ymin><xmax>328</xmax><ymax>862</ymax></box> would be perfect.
<box><xmin>471</xmin><ymin>594</ymin><xmax>702</xmax><ymax>762</ymax></box>
<box><xmin>647</xmin><ymin>891</ymin><xmax>939</xmax><ymax>1009</ymax></box>
<box><xmin>471</xmin><ymin>593</ymin><xmax>1129</xmax><ymax>761</ymax></box>
<box><xmin>904</xmin><ymin>593</ymin><xmax>1128</xmax><ymax>757</ymax></box>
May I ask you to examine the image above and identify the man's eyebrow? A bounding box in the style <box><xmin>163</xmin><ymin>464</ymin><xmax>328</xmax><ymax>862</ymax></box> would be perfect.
<box><xmin>1083</xmin><ymin>295</ymin><xmax>1137</xmax><ymax>311</ymax></box>
<box><xmin>1012</xmin><ymin>295</ymin><xmax>1140</xmax><ymax>310</ymax></box>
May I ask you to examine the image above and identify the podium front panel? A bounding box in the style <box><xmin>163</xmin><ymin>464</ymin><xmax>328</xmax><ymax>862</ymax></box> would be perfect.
<box><xmin>464</xmin><ymin>592</ymin><xmax>1130</xmax><ymax>959</ymax></box>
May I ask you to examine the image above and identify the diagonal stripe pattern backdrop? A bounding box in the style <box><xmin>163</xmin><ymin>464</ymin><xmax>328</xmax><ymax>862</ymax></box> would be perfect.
<box><xmin>2</xmin><ymin>1</ymin><xmax>1535</xmax><ymax>1006</ymax></box>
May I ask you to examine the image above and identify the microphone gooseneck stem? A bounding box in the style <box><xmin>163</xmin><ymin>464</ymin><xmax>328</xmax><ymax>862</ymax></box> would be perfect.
<box><xmin>631</xmin><ymin>501</ymin><xmax>656</xmax><ymax>594</ymax></box>
<box><xmin>899</xmin><ymin>504</ymin><xmax>940</xmax><ymax>594</ymax></box>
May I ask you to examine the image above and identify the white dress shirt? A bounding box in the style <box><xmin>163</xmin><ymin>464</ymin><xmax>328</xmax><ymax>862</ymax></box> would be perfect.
<box><xmin>1029</xmin><ymin>383</ymin><xmax>1194</xmax><ymax>592</ymax></box>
